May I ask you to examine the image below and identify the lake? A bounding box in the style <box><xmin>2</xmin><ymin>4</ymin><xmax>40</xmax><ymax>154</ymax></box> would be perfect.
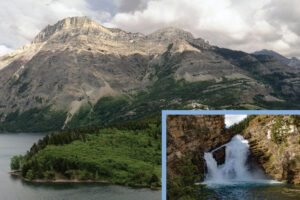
<box><xmin>0</xmin><ymin>133</ymin><xmax>161</xmax><ymax>200</ymax></box>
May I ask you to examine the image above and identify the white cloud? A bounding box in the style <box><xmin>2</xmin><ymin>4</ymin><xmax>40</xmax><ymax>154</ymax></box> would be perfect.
<box><xmin>110</xmin><ymin>0</ymin><xmax>300</xmax><ymax>58</ymax></box>
<box><xmin>0</xmin><ymin>45</ymin><xmax>13</xmax><ymax>56</ymax></box>
<box><xmin>0</xmin><ymin>0</ymin><xmax>111</xmax><ymax>50</ymax></box>
<box><xmin>1</xmin><ymin>0</ymin><xmax>300</xmax><ymax>58</ymax></box>
<box><xmin>225</xmin><ymin>115</ymin><xmax>247</xmax><ymax>127</ymax></box>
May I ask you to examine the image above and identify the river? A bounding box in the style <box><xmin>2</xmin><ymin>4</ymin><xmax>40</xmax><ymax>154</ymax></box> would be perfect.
<box><xmin>0</xmin><ymin>133</ymin><xmax>161</xmax><ymax>200</ymax></box>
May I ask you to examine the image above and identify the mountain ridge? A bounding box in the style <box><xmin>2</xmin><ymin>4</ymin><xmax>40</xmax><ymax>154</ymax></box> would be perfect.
<box><xmin>253</xmin><ymin>49</ymin><xmax>300</xmax><ymax>67</ymax></box>
<box><xmin>0</xmin><ymin>16</ymin><xmax>300</xmax><ymax>132</ymax></box>
<box><xmin>32</xmin><ymin>16</ymin><xmax>111</xmax><ymax>43</ymax></box>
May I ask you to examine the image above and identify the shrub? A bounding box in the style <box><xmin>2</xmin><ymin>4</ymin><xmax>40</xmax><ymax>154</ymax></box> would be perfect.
<box><xmin>43</xmin><ymin>171</ymin><xmax>55</xmax><ymax>180</ymax></box>
<box><xmin>26</xmin><ymin>170</ymin><xmax>35</xmax><ymax>180</ymax></box>
<box><xmin>10</xmin><ymin>155</ymin><xmax>24</xmax><ymax>170</ymax></box>
<box><xmin>271</xmin><ymin>117</ymin><xmax>286</xmax><ymax>144</ymax></box>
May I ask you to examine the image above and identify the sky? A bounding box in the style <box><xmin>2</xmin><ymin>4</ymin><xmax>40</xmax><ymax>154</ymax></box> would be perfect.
<box><xmin>225</xmin><ymin>115</ymin><xmax>247</xmax><ymax>127</ymax></box>
<box><xmin>1</xmin><ymin>0</ymin><xmax>300</xmax><ymax>57</ymax></box>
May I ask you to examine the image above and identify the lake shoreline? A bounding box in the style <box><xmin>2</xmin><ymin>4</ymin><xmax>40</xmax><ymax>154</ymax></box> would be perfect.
<box><xmin>9</xmin><ymin>171</ymin><xmax>161</xmax><ymax>190</ymax></box>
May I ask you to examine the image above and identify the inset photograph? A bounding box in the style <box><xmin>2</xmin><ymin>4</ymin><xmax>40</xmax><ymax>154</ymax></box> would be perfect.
<box><xmin>167</xmin><ymin>113</ymin><xmax>300</xmax><ymax>200</ymax></box>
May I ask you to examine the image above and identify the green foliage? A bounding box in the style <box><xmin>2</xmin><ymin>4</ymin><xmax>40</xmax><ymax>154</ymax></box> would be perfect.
<box><xmin>3</xmin><ymin>75</ymin><xmax>290</xmax><ymax>133</ymax></box>
<box><xmin>65</xmin><ymin>105</ymin><xmax>91</xmax><ymax>128</ymax></box>
<box><xmin>3</xmin><ymin>74</ymin><xmax>299</xmax><ymax>132</ymax></box>
<box><xmin>167</xmin><ymin>153</ymin><xmax>209</xmax><ymax>200</ymax></box>
<box><xmin>4</xmin><ymin>111</ymin><xmax>20</xmax><ymax>122</ymax></box>
<box><xmin>25</xmin><ymin>170</ymin><xmax>35</xmax><ymax>180</ymax></box>
<box><xmin>0</xmin><ymin>107</ymin><xmax>67</xmax><ymax>132</ymax></box>
<box><xmin>291</xmin><ymin>115</ymin><xmax>300</xmax><ymax>128</ymax></box>
<box><xmin>10</xmin><ymin>155</ymin><xmax>24</xmax><ymax>170</ymax></box>
<box><xmin>66</xmin><ymin>94</ymin><xmax>164</xmax><ymax>130</ymax></box>
<box><xmin>15</xmin><ymin>121</ymin><xmax>161</xmax><ymax>188</ymax></box>
<box><xmin>26</xmin><ymin>130</ymin><xmax>88</xmax><ymax>158</ymax></box>
<box><xmin>117</xmin><ymin>77</ymin><xmax>249</xmax><ymax>124</ymax></box>
<box><xmin>63</xmin><ymin>78</ymin><xmax>258</xmax><ymax>131</ymax></box>
<box><xmin>271</xmin><ymin>116</ymin><xmax>286</xmax><ymax>144</ymax></box>
<box><xmin>253</xmin><ymin>95</ymin><xmax>300</xmax><ymax>109</ymax></box>
<box><xmin>43</xmin><ymin>171</ymin><xmax>55</xmax><ymax>180</ymax></box>
<box><xmin>92</xmin><ymin>96</ymin><xmax>130</xmax><ymax>122</ymax></box>
<box><xmin>228</xmin><ymin>115</ymin><xmax>256</xmax><ymax>135</ymax></box>
<box><xmin>66</xmin><ymin>96</ymin><xmax>131</xmax><ymax>129</ymax></box>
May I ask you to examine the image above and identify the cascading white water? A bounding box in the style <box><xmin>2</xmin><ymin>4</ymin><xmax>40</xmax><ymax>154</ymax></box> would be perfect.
<box><xmin>203</xmin><ymin>135</ymin><xmax>280</xmax><ymax>186</ymax></box>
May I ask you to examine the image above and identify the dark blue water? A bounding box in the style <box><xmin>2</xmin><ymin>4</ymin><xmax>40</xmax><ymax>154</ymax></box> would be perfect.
<box><xmin>0</xmin><ymin>133</ymin><xmax>161</xmax><ymax>200</ymax></box>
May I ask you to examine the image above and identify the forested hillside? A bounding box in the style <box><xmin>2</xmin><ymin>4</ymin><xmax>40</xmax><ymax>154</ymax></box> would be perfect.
<box><xmin>11</xmin><ymin>119</ymin><xmax>161</xmax><ymax>188</ymax></box>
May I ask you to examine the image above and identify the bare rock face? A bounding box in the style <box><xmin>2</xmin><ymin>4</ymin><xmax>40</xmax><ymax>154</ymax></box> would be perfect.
<box><xmin>0</xmin><ymin>16</ymin><xmax>300</xmax><ymax>131</ymax></box>
<box><xmin>148</xmin><ymin>27</ymin><xmax>194</xmax><ymax>41</ymax></box>
<box><xmin>244</xmin><ymin>116</ymin><xmax>300</xmax><ymax>184</ymax></box>
<box><xmin>0</xmin><ymin>17</ymin><xmax>210</xmax><ymax>117</ymax></box>
<box><xmin>167</xmin><ymin>115</ymin><xmax>231</xmax><ymax>179</ymax></box>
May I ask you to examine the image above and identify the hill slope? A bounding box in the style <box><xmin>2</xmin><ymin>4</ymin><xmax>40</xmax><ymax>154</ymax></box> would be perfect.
<box><xmin>1</xmin><ymin>16</ymin><xmax>300</xmax><ymax>132</ymax></box>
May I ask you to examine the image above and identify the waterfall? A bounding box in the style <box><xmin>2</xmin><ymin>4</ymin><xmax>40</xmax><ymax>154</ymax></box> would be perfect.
<box><xmin>203</xmin><ymin>135</ymin><xmax>279</xmax><ymax>186</ymax></box>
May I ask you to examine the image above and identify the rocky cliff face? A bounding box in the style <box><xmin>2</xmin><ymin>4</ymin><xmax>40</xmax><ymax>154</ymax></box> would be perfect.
<box><xmin>244</xmin><ymin>115</ymin><xmax>300</xmax><ymax>184</ymax></box>
<box><xmin>167</xmin><ymin>115</ymin><xmax>231</xmax><ymax>179</ymax></box>
<box><xmin>1</xmin><ymin>16</ymin><xmax>300</xmax><ymax>131</ymax></box>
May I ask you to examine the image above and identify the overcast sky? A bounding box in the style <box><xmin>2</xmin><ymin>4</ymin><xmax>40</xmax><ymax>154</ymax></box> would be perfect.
<box><xmin>225</xmin><ymin>115</ymin><xmax>247</xmax><ymax>127</ymax></box>
<box><xmin>1</xmin><ymin>0</ymin><xmax>299</xmax><ymax>58</ymax></box>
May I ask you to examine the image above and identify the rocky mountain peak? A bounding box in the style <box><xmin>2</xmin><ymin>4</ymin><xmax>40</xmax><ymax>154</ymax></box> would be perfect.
<box><xmin>146</xmin><ymin>27</ymin><xmax>211</xmax><ymax>50</ymax></box>
<box><xmin>254</xmin><ymin>49</ymin><xmax>275</xmax><ymax>54</ymax></box>
<box><xmin>148</xmin><ymin>26</ymin><xmax>194</xmax><ymax>41</ymax></box>
<box><xmin>253</xmin><ymin>49</ymin><xmax>290</xmax><ymax>65</ymax></box>
<box><xmin>253</xmin><ymin>49</ymin><xmax>300</xmax><ymax>67</ymax></box>
<box><xmin>32</xmin><ymin>16</ymin><xmax>111</xmax><ymax>43</ymax></box>
<box><xmin>252</xmin><ymin>49</ymin><xmax>286</xmax><ymax>58</ymax></box>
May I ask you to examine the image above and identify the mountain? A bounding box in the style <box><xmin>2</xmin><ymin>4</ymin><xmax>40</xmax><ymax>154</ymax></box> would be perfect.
<box><xmin>253</xmin><ymin>49</ymin><xmax>291</xmax><ymax>65</ymax></box>
<box><xmin>253</xmin><ymin>49</ymin><xmax>300</xmax><ymax>67</ymax></box>
<box><xmin>1</xmin><ymin>16</ymin><xmax>300</xmax><ymax>132</ymax></box>
<box><xmin>289</xmin><ymin>57</ymin><xmax>300</xmax><ymax>67</ymax></box>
